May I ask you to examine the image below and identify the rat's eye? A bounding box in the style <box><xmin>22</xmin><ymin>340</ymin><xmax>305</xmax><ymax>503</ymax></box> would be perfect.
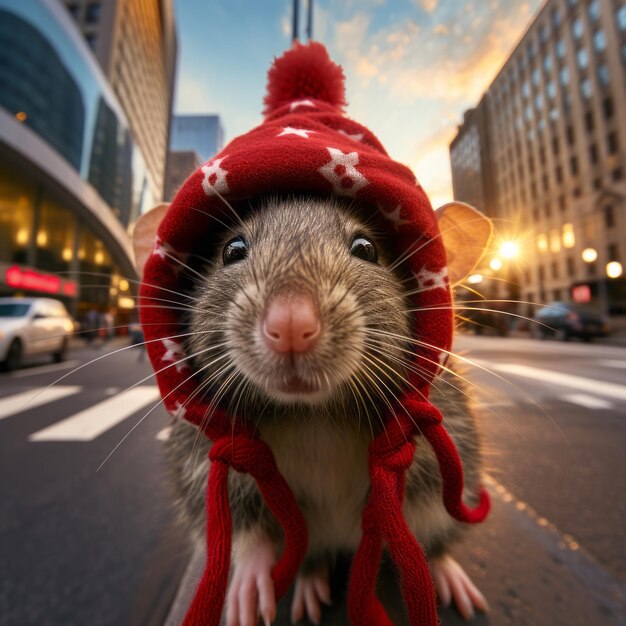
<box><xmin>223</xmin><ymin>236</ymin><xmax>248</xmax><ymax>265</ymax></box>
<box><xmin>350</xmin><ymin>236</ymin><xmax>378</xmax><ymax>263</ymax></box>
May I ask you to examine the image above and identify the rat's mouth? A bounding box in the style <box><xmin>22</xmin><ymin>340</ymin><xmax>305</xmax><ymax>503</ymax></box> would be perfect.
<box><xmin>275</xmin><ymin>375</ymin><xmax>320</xmax><ymax>395</ymax></box>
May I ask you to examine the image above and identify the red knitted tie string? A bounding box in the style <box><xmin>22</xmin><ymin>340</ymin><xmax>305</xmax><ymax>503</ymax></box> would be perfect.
<box><xmin>182</xmin><ymin>434</ymin><xmax>309</xmax><ymax>626</ymax></box>
<box><xmin>348</xmin><ymin>418</ymin><xmax>439</xmax><ymax>626</ymax></box>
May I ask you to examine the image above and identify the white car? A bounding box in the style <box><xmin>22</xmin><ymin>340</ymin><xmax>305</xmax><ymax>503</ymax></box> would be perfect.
<box><xmin>0</xmin><ymin>298</ymin><xmax>74</xmax><ymax>371</ymax></box>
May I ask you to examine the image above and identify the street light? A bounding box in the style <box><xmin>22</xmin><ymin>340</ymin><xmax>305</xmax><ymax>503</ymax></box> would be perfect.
<box><xmin>607</xmin><ymin>261</ymin><xmax>623</xmax><ymax>279</ymax></box>
<box><xmin>490</xmin><ymin>258</ymin><xmax>503</xmax><ymax>271</ymax></box>
<box><xmin>499</xmin><ymin>241</ymin><xmax>519</xmax><ymax>260</ymax></box>
<box><xmin>581</xmin><ymin>247</ymin><xmax>598</xmax><ymax>263</ymax></box>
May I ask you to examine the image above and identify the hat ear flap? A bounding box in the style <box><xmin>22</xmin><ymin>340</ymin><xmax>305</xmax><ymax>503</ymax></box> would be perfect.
<box><xmin>132</xmin><ymin>203</ymin><xmax>170</xmax><ymax>277</ymax></box>
<box><xmin>435</xmin><ymin>202</ymin><xmax>492</xmax><ymax>286</ymax></box>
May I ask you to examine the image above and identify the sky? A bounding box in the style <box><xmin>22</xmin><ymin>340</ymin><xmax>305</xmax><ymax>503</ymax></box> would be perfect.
<box><xmin>173</xmin><ymin>0</ymin><xmax>544</xmax><ymax>208</ymax></box>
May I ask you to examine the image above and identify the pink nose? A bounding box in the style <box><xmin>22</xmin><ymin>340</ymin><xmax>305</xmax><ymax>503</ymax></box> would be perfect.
<box><xmin>262</xmin><ymin>295</ymin><xmax>321</xmax><ymax>354</ymax></box>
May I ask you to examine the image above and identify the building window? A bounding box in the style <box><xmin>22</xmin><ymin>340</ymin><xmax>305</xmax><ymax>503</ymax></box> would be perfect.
<box><xmin>556</xmin><ymin>165</ymin><xmax>563</xmax><ymax>183</ymax></box>
<box><xmin>589</xmin><ymin>0</ymin><xmax>600</xmax><ymax>21</ymax></box>
<box><xmin>551</xmin><ymin>261</ymin><xmax>559</xmax><ymax>278</ymax></box>
<box><xmin>556</xmin><ymin>39</ymin><xmax>566</xmax><ymax>59</ymax></box>
<box><xmin>585</xmin><ymin>111</ymin><xmax>594</xmax><ymax>132</ymax></box>
<box><xmin>603</xmin><ymin>96</ymin><xmax>614</xmax><ymax>119</ymax></box>
<box><xmin>540</xmin><ymin>23</ymin><xmax>550</xmax><ymax>43</ymax></box>
<box><xmin>570</xmin><ymin>156</ymin><xmax>579</xmax><ymax>176</ymax></box>
<box><xmin>572</xmin><ymin>18</ymin><xmax>584</xmax><ymax>40</ymax></box>
<box><xmin>559</xmin><ymin>66</ymin><xmax>569</xmax><ymax>86</ymax></box>
<box><xmin>522</xmin><ymin>81</ymin><xmax>531</xmax><ymax>98</ymax></box>
<box><xmin>539</xmin><ymin>265</ymin><xmax>546</xmax><ymax>281</ymax></box>
<box><xmin>593</xmin><ymin>30</ymin><xmax>607</xmax><ymax>53</ymax></box>
<box><xmin>613</xmin><ymin>167</ymin><xmax>624</xmax><ymax>181</ymax></box>
<box><xmin>547</xmin><ymin>80</ymin><xmax>556</xmax><ymax>99</ymax></box>
<box><xmin>605</xmin><ymin>205</ymin><xmax>615</xmax><ymax>228</ymax></box>
<box><xmin>85</xmin><ymin>3</ymin><xmax>101</xmax><ymax>24</ymax></box>
<box><xmin>551</xmin><ymin>7</ymin><xmax>561</xmax><ymax>27</ymax></box>
<box><xmin>589</xmin><ymin>143</ymin><xmax>598</xmax><ymax>164</ymax></box>
<box><xmin>567</xmin><ymin>257</ymin><xmax>575</xmax><ymax>277</ymax></box>
<box><xmin>617</xmin><ymin>6</ymin><xmax>626</xmax><ymax>30</ymax></box>
<box><xmin>567</xmin><ymin>125</ymin><xmax>575</xmax><ymax>145</ymax></box>
<box><xmin>608</xmin><ymin>244</ymin><xmax>619</xmax><ymax>261</ymax></box>
<box><xmin>543</xmin><ymin>174</ymin><xmax>550</xmax><ymax>191</ymax></box>
<box><xmin>587</xmin><ymin>262</ymin><xmax>596</xmax><ymax>277</ymax></box>
<box><xmin>573</xmin><ymin>187</ymin><xmax>581</xmax><ymax>197</ymax></box>
<box><xmin>85</xmin><ymin>33</ymin><xmax>97</xmax><ymax>50</ymax></box>
<box><xmin>577</xmin><ymin>48</ymin><xmax>589</xmax><ymax>69</ymax></box>
<box><xmin>607</xmin><ymin>131</ymin><xmax>619</xmax><ymax>154</ymax></box>
<box><xmin>598</xmin><ymin>64</ymin><xmax>610</xmax><ymax>86</ymax></box>
<box><xmin>559</xmin><ymin>195</ymin><xmax>566</xmax><ymax>211</ymax></box>
<box><xmin>535</xmin><ymin>94</ymin><xmax>543</xmax><ymax>110</ymax></box>
<box><xmin>67</xmin><ymin>3</ymin><xmax>80</xmax><ymax>18</ymax></box>
<box><xmin>593</xmin><ymin>177</ymin><xmax>602</xmax><ymax>190</ymax></box>
<box><xmin>533</xmin><ymin>67</ymin><xmax>541</xmax><ymax>86</ymax></box>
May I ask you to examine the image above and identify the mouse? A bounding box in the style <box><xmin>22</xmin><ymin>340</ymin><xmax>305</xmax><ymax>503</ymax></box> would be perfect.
<box><xmin>133</xmin><ymin>42</ymin><xmax>492</xmax><ymax>626</ymax></box>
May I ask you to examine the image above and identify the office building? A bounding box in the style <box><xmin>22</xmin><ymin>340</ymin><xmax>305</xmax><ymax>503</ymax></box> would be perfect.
<box><xmin>450</xmin><ymin>0</ymin><xmax>626</xmax><ymax>315</ymax></box>
<box><xmin>63</xmin><ymin>0</ymin><xmax>177</xmax><ymax>199</ymax></box>
<box><xmin>170</xmin><ymin>115</ymin><xmax>224</xmax><ymax>163</ymax></box>
<box><xmin>164</xmin><ymin>150</ymin><xmax>201</xmax><ymax>201</ymax></box>
<box><xmin>0</xmin><ymin>0</ymin><xmax>158</xmax><ymax>316</ymax></box>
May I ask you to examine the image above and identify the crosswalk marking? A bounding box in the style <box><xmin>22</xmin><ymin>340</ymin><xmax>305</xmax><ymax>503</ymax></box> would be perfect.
<box><xmin>488</xmin><ymin>363</ymin><xmax>626</xmax><ymax>402</ymax></box>
<box><xmin>29</xmin><ymin>387</ymin><xmax>161</xmax><ymax>442</ymax></box>
<box><xmin>0</xmin><ymin>386</ymin><xmax>82</xmax><ymax>421</ymax></box>
<box><xmin>559</xmin><ymin>394</ymin><xmax>614</xmax><ymax>410</ymax></box>
<box><xmin>598</xmin><ymin>359</ymin><xmax>626</xmax><ymax>370</ymax></box>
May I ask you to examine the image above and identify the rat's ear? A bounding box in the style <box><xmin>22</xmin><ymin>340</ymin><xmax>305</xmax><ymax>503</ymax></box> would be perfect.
<box><xmin>132</xmin><ymin>203</ymin><xmax>170</xmax><ymax>277</ymax></box>
<box><xmin>435</xmin><ymin>202</ymin><xmax>492</xmax><ymax>286</ymax></box>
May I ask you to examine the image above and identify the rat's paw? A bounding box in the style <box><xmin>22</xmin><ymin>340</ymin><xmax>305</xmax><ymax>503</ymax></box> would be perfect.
<box><xmin>290</xmin><ymin>564</ymin><xmax>331</xmax><ymax>624</ymax></box>
<box><xmin>430</xmin><ymin>554</ymin><xmax>489</xmax><ymax>621</ymax></box>
<box><xmin>226</xmin><ymin>540</ymin><xmax>276</xmax><ymax>626</ymax></box>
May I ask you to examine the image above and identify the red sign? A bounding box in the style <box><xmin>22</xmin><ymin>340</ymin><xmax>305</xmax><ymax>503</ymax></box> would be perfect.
<box><xmin>571</xmin><ymin>284</ymin><xmax>591</xmax><ymax>303</ymax></box>
<box><xmin>4</xmin><ymin>265</ymin><xmax>77</xmax><ymax>297</ymax></box>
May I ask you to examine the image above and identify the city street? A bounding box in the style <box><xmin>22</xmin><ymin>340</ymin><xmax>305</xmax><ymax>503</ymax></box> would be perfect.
<box><xmin>1</xmin><ymin>335</ymin><xmax>626</xmax><ymax>625</ymax></box>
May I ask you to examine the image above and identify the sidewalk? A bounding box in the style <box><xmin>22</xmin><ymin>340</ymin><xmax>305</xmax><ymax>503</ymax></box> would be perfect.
<box><xmin>164</xmin><ymin>480</ymin><xmax>626</xmax><ymax>626</ymax></box>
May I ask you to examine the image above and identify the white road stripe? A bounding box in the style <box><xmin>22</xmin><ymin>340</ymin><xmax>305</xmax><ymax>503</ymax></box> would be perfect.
<box><xmin>490</xmin><ymin>363</ymin><xmax>626</xmax><ymax>401</ymax></box>
<box><xmin>9</xmin><ymin>360</ymin><xmax>80</xmax><ymax>379</ymax></box>
<box><xmin>559</xmin><ymin>394</ymin><xmax>614</xmax><ymax>410</ymax></box>
<box><xmin>29</xmin><ymin>387</ymin><xmax>161</xmax><ymax>442</ymax></box>
<box><xmin>0</xmin><ymin>386</ymin><xmax>81</xmax><ymax>421</ymax></box>
<box><xmin>598</xmin><ymin>360</ymin><xmax>626</xmax><ymax>370</ymax></box>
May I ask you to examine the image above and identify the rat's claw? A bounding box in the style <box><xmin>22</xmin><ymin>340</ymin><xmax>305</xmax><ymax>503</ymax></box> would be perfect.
<box><xmin>226</xmin><ymin>538</ymin><xmax>277</xmax><ymax>626</ymax></box>
<box><xmin>291</xmin><ymin>565</ymin><xmax>331</xmax><ymax>624</ymax></box>
<box><xmin>430</xmin><ymin>554</ymin><xmax>489</xmax><ymax>621</ymax></box>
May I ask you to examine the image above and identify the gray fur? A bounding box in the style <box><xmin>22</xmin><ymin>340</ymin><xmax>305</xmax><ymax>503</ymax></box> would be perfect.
<box><xmin>163</xmin><ymin>196</ymin><xmax>482</xmax><ymax>565</ymax></box>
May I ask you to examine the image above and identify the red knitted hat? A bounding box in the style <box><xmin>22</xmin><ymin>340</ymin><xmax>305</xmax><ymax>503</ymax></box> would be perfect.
<box><xmin>139</xmin><ymin>42</ymin><xmax>489</xmax><ymax>626</ymax></box>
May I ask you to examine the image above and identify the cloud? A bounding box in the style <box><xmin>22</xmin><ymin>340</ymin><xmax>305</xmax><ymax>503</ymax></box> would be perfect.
<box><xmin>417</xmin><ymin>0</ymin><xmax>438</xmax><ymax>12</ymax></box>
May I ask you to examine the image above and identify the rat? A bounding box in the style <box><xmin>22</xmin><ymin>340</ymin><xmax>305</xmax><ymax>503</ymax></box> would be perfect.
<box><xmin>142</xmin><ymin>195</ymin><xmax>490</xmax><ymax>626</ymax></box>
<box><xmin>134</xmin><ymin>42</ymin><xmax>493</xmax><ymax>626</ymax></box>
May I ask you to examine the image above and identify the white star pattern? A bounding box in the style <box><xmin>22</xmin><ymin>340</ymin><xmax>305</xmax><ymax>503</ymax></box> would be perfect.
<box><xmin>277</xmin><ymin>127</ymin><xmax>316</xmax><ymax>139</ymax></box>
<box><xmin>152</xmin><ymin>236</ymin><xmax>189</xmax><ymax>274</ymax></box>
<box><xmin>201</xmin><ymin>157</ymin><xmax>229</xmax><ymax>196</ymax></box>
<box><xmin>383</xmin><ymin>205</ymin><xmax>411</xmax><ymax>229</ymax></box>
<box><xmin>289</xmin><ymin>99</ymin><xmax>315</xmax><ymax>112</ymax></box>
<box><xmin>170</xmin><ymin>401</ymin><xmax>187</xmax><ymax>420</ymax></box>
<box><xmin>318</xmin><ymin>147</ymin><xmax>369</xmax><ymax>197</ymax></box>
<box><xmin>161</xmin><ymin>338</ymin><xmax>189</xmax><ymax>373</ymax></box>
<box><xmin>338</xmin><ymin>129</ymin><xmax>364</xmax><ymax>142</ymax></box>
<box><xmin>413</xmin><ymin>266</ymin><xmax>450</xmax><ymax>292</ymax></box>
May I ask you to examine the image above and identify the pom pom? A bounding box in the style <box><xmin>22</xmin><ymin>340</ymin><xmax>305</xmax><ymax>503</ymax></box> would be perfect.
<box><xmin>263</xmin><ymin>42</ymin><xmax>346</xmax><ymax>116</ymax></box>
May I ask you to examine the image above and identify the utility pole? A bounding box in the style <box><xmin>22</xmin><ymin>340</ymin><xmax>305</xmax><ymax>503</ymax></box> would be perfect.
<box><xmin>292</xmin><ymin>0</ymin><xmax>313</xmax><ymax>42</ymax></box>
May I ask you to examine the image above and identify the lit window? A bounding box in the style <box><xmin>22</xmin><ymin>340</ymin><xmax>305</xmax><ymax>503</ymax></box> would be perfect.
<box><xmin>537</xmin><ymin>234</ymin><xmax>548</xmax><ymax>252</ymax></box>
<box><xmin>556</xmin><ymin>39</ymin><xmax>566</xmax><ymax>59</ymax></box>
<box><xmin>581</xmin><ymin>79</ymin><xmax>592</xmax><ymax>99</ymax></box>
<box><xmin>572</xmin><ymin>18</ymin><xmax>584</xmax><ymax>40</ymax></box>
<box><xmin>577</xmin><ymin>48</ymin><xmax>589</xmax><ymax>69</ymax></box>
<box><xmin>589</xmin><ymin>0</ymin><xmax>600</xmax><ymax>21</ymax></box>
<box><xmin>594</xmin><ymin>30</ymin><xmax>606</xmax><ymax>52</ymax></box>
<box><xmin>550</xmin><ymin>229</ymin><xmax>561</xmax><ymax>253</ymax></box>
<box><xmin>562</xmin><ymin>224</ymin><xmax>575</xmax><ymax>249</ymax></box>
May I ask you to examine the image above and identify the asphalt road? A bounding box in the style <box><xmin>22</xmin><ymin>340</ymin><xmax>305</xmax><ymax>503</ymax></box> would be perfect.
<box><xmin>1</xmin><ymin>335</ymin><xmax>626</xmax><ymax>625</ymax></box>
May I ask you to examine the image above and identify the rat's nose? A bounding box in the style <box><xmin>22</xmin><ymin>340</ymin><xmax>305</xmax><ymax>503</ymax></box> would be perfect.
<box><xmin>262</xmin><ymin>294</ymin><xmax>321</xmax><ymax>354</ymax></box>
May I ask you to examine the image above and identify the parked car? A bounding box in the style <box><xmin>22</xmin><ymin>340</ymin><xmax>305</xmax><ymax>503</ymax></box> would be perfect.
<box><xmin>532</xmin><ymin>302</ymin><xmax>609</xmax><ymax>341</ymax></box>
<box><xmin>0</xmin><ymin>298</ymin><xmax>74</xmax><ymax>371</ymax></box>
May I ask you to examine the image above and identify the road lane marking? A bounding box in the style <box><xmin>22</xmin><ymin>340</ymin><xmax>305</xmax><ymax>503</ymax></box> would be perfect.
<box><xmin>29</xmin><ymin>387</ymin><xmax>161</xmax><ymax>441</ymax></box>
<box><xmin>0</xmin><ymin>386</ymin><xmax>82</xmax><ymax>421</ymax></box>
<box><xmin>598</xmin><ymin>359</ymin><xmax>626</xmax><ymax>369</ymax></box>
<box><xmin>488</xmin><ymin>363</ymin><xmax>626</xmax><ymax>401</ymax></box>
<box><xmin>559</xmin><ymin>394</ymin><xmax>614</xmax><ymax>410</ymax></box>
<box><xmin>8</xmin><ymin>360</ymin><xmax>80</xmax><ymax>379</ymax></box>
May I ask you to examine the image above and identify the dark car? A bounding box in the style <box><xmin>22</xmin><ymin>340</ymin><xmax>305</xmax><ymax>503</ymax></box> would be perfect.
<box><xmin>532</xmin><ymin>302</ymin><xmax>609</xmax><ymax>341</ymax></box>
